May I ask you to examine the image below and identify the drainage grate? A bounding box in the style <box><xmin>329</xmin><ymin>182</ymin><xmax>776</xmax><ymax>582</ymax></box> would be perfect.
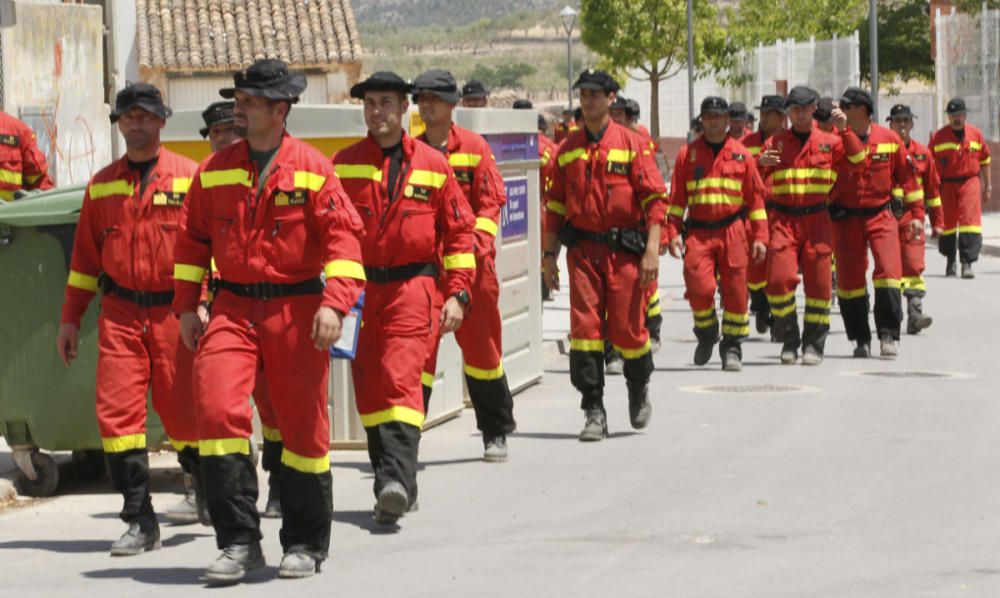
<box><xmin>680</xmin><ymin>384</ymin><xmax>817</xmax><ymax>395</ymax></box>
<box><xmin>857</xmin><ymin>371</ymin><xmax>952</xmax><ymax>379</ymax></box>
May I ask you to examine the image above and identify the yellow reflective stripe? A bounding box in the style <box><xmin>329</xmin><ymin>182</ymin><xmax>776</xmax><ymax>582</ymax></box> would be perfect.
<box><xmin>102</xmin><ymin>434</ymin><xmax>146</xmax><ymax>453</ymax></box>
<box><xmin>199</xmin><ymin>438</ymin><xmax>250</xmax><ymax>456</ymax></box>
<box><xmin>748</xmin><ymin>209</ymin><xmax>767</xmax><ymax>220</ymax></box>
<box><xmin>607</xmin><ymin>148</ymin><xmax>636</xmax><ymax>163</ymax></box>
<box><xmin>892</xmin><ymin>188</ymin><xmax>905</xmax><ymax>198</ymax></box>
<box><xmin>668</xmin><ymin>205</ymin><xmax>685</xmax><ymax>218</ymax></box>
<box><xmin>721</xmin><ymin>325</ymin><xmax>750</xmax><ymax>336</ymax></box>
<box><xmin>174</xmin><ymin>263</ymin><xmax>207</xmax><ymax>284</ymax></box>
<box><xmin>685</xmin><ymin>177</ymin><xmax>742</xmax><ymax>192</ymax></box>
<box><xmin>464</xmin><ymin>363</ymin><xmax>504</xmax><ymax>380</ymax></box>
<box><xmin>89</xmin><ymin>179</ymin><xmax>133</xmax><ymax>199</ymax></box>
<box><xmin>847</xmin><ymin>149</ymin><xmax>868</xmax><ymax>164</ymax></box>
<box><xmin>940</xmin><ymin>227</ymin><xmax>957</xmax><ymax>235</ymax></box>
<box><xmin>875</xmin><ymin>143</ymin><xmax>899</xmax><ymax>154</ymax></box>
<box><xmin>200</xmin><ymin>168</ymin><xmax>253</xmax><ymax>189</ymax></box>
<box><xmin>359</xmin><ymin>405</ymin><xmax>425</xmax><ymax>428</ymax></box>
<box><xmin>281</xmin><ymin>448</ymin><xmax>330</xmax><ymax>474</ymax></box>
<box><xmin>449</xmin><ymin>153</ymin><xmax>483</xmax><ymax>168</ymax></box>
<box><xmin>748</xmin><ymin>280</ymin><xmax>767</xmax><ymax>291</ymax></box>
<box><xmin>905</xmin><ymin>189</ymin><xmax>924</xmax><ymax>203</ymax></box>
<box><xmin>959</xmin><ymin>225</ymin><xmax>982</xmax><ymax>233</ymax></box>
<box><xmin>641</xmin><ymin>192</ymin><xmax>666</xmax><ymax>209</ymax></box>
<box><xmin>926</xmin><ymin>197</ymin><xmax>942</xmax><ymax>208</ymax></box>
<box><xmin>570</xmin><ymin>338</ymin><xmax>604</xmax><ymax>352</ymax></box>
<box><xmin>0</xmin><ymin>168</ymin><xmax>25</xmax><ymax>186</ymax></box>
<box><xmin>475</xmin><ymin>217</ymin><xmax>499</xmax><ymax>236</ymax></box>
<box><xmin>25</xmin><ymin>173</ymin><xmax>42</xmax><ymax>185</ymax></box>
<box><xmin>613</xmin><ymin>340</ymin><xmax>651</xmax><ymax>359</ymax></box>
<box><xmin>689</xmin><ymin>193</ymin><xmax>743</xmax><ymax>205</ymax></box>
<box><xmin>837</xmin><ymin>287</ymin><xmax>867</xmax><ymax>299</ymax></box>
<box><xmin>772</xmin><ymin>183</ymin><xmax>835</xmax><ymax>195</ymax></box>
<box><xmin>970</xmin><ymin>140</ymin><xmax>982</xmax><ymax>151</ymax></box>
<box><xmin>767</xmin><ymin>291</ymin><xmax>795</xmax><ymax>303</ymax></box>
<box><xmin>335</xmin><ymin>163</ymin><xmax>383</xmax><ymax>182</ymax></box>
<box><xmin>294</xmin><ymin>171</ymin><xmax>327</xmax><ymax>191</ymax></box>
<box><xmin>261</xmin><ymin>425</ymin><xmax>283</xmax><ymax>442</ymax></box>
<box><xmin>443</xmin><ymin>253</ymin><xmax>475</xmax><ymax>270</ymax></box>
<box><xmin>772</xmin><ymin>168</ymin><xmax>837</xmax><ymax>182</ymax></box>
<box><xmin>694</xmin><ymin>318</ymin><xmax>717</xmax><ymax>328</ymax></box>
<box><xmin>421</xmin><ymin>371</ymin><xmax>435</xmax><ymax>388</ymax></box>
<box><xmin>934</xmin><ymin>142</ymin><xmax>960</xmax><ymax>153</ymax></box>
<box><xmin>647</xmin><ymin>303</ymin><xmax>662</xmax><ymax>317</ymax></box>
<box><xmin>873</xmin><ymin>278</ymin><xmax>901</xmax><ymax>289</ymax></box>
<box><xmin>172</xmin><ymin>177</ymin><xmax>192</xmax><ymax>193</ymax></box>
<box><xmin>693</xmin><ymin>308</ymin><xmax>715</xmax><ymax>318</ymax></box>
<box><xmin>170</xmin><ymin>439</ymin><xmax>198</xmax><ymax>452</ymax></box>
<box><xmin>982</xmin><ymin>156</ymin><xmax>992</xmax><ymax>165</ymax></box>
<box><xmin>917</xmin><ymin>177</ymin><xmax>924</xmax><ymax>185</ymax></box>
<box><xmin>901</xmin><ymin>275</ymin><xmax>926</xmax><ymax>290</ymax></box>
<box><xmin>558</xmin><ymin>148</ymin><xmax>589</xmax><ymax>167</ymax></box>
<box><xmin>746</xmin><ymin>146</ymin><xmax>762</xmax><ymax>156</ymax></box>
<box><xmin>324</xmin><ymin>259</ymin><xmax>366</xmax><ymax>280</ymax></box>
<box><xmin>803</xmin><ymin>313</ymin><xmax>831</xmax><ymax>324</ymax></box>
<box><xmin>67</xmin><ymin>270</ymin><xmax>99</xmax><ymax>292</ymax></box>
<box><xmin>648</xmin><ymin>290</ymin><xmax>660</xmax><ymax>305</ymax></box>
<box><xmin>805</xmin><ymin>298</ymin><xmax>832</xmax><ymax>308</ymax></box>
<box><xmin>546</xmin><ymin>200</ymin><xmax>567</xmax><ymax>216</ymax></box>
<box><xmin>409</xmin><ymin>169</ymin><xmax>448</xmax><ymax>189</ymax></box>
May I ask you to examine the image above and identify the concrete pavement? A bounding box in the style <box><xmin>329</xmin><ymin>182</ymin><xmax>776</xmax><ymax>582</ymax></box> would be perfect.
<box><xmin>2</xmin><ymin>247</ymin><xmax>1000</xmax><ymax>597</ymax></box>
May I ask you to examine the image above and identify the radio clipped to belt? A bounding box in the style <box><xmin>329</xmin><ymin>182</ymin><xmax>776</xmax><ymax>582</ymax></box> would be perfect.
<box><xmin>558</xmin><ymin>223</ymin><xmax>646</xmax><ymax>256</ymax></box>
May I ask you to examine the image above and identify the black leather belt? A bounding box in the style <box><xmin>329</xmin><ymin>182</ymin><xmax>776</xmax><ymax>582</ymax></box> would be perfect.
<box><xmin>363</xmin><ymin>263</ymin><xmax>438</xmax><ymax>284</ymax></box>
<box><xmin>942</xmin><ymin>176</ymin><xmax>972</xmax><ymax>183</ymax></box>
<box><xmin>842</xmin><ymin>201</ymin><xmax>891</xmax><ymax>218</ymax></box>
<box><xmin>218</xmin><ymin>277</ymin><xmax>324</xmax><ymax>300</ymax></box>
<box><xmin>105</xmin><ymin>278</ymin><xmax>174</xmax><ymax>308</ymax></box>
<box><xmin>685</xmin><ymin>211</ymin><xmax>743</xmax><ymax>230</ymax></box>
<box><xmin>768</xmin><ymin>202</ymin><xmax>828</xmax><ymax>216</ymax></box>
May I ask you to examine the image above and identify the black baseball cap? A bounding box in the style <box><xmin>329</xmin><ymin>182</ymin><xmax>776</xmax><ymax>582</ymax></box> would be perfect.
<box><xmin>220</xmin><ymin>59</ymin><xmax>306</xmax><ymax>102</ymax></box>
<box><xmin>512</xmin><ymin>99</ymin><xmax>533</xmax><ymax>110</ymax></box>
<box><xmin>537</xmin><ymin>114</ymin><xmax>548</xmax><ymax>131</ymax></box>
<box><xmin>700</xmin><ymin>96</ymin><xmax>729</xmax><ymax>115</ymax></box>
<box><xmin>946</xmin><ymin>97</ymin><xmax>966</xmax><ymax>114</ymax></box>
<box><xmin>350</xmin><ymin>71</ymin><xmax>412</xmax><ymax>99</ymax></box>
<box><xmin>462</xmin><ymin>80</ymin><xmax>489</xmax><ymax>99</ymax></box>
<box><xmin>814</xmin><ymin>97</ymin><xmax>835</xmax><ymax>123</ymax></box>
<box><xmin>886</xmin><ymin>104</ymin><xmax>915</xmax><ymax>121</ymax></box>
<box><xmin>199</xmin><ymin>101</ymin><xmax>235</xmax><ymax>138</ymax></box>
<box><xmin>610</xmin><ymin>95</ymin><xmax>629</xmax><ymax>111</ymax></box>
<box><xmin>839</xmin><ymin>87</ymin><xmax>873</xmax><ymax>110</ymax></box>
<box><xmin>728</xmin><ymin>102</ymin><xmax>750</xmax><ymax>120</ymax></box>
<box><xmin>412</xmin><ymin>69</ymin><xmax>460</xmax><ymax>105</ymax></box>
<box><xmin>573</xmin><ymin>69</ymin><xmax>620</xmax><ymax>92</ymax></box>
<box><xmin>626</xmin><ymin>99</ymin><xmax>640</xmax><ymax>119</ymax></box>
<box><xmin>110</xmin><ymin>83</ymin><xmax>172</xmax><ymax>123</ymax></box>
<box><xmin>755</xmin><ymin>94</ymin><xmax>786</xmax><ymax>114</ymax></box>
<box><xmin>785</xmin><ymin>86</ymin><xmax>819</xmax><ymax>107</ymax></box>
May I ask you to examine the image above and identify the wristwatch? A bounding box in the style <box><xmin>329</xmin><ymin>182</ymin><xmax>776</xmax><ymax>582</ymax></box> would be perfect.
<box><xmin>451</xmin><ymin>290</ymin><xmax>471</xmax><ymax>306</ymax></box>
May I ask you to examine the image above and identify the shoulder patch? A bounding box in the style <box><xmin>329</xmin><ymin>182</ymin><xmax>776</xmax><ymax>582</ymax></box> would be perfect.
<box><xmin>914</xmin><ymin>153</ymin><xmax>926</xmax><ymax>161</ymax></box>
<box><xmin>152</xmin><ymin>192</ymin><xmax>185</xmax><ymax>207</ymax></box>
<box><xmin>274</xmin><ymin>189</ymin><xmax>309</xmax><ymax>207</ymax></box>
<box><xmin>818</xmin><ymin>144</ymin><xmax>831</xmax><ymax>153</ymax></box>
<box><xmin>732</xmin><ymin>153</ymin><xmax>745</xmax><ymax>162</ymax></box>
<box><xmin>0</xmin><ymin>134</ymin><xmax>19</xmax><ymax>147</ymax></box>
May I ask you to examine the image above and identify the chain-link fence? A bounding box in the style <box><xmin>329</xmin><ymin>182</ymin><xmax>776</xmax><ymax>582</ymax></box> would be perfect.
<box><xmin>936</xmin><ymin>5</ymin><xmax>1000</xmax><ymax>141</ymax></box>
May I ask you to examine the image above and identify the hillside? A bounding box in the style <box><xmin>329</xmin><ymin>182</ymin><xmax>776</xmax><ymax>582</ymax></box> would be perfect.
<box><xmin>354</xmin><ymin>0</ymin><xmax>561</xmax><ymax>28</ymax></box>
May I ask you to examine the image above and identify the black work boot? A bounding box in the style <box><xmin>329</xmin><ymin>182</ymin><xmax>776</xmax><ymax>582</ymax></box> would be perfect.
<box><xmin>961</xmin><ymin>262</ymin><xmax>975</xmax><ymax>279</ymax></box>
<box><xmin>906</xmin><ymin>295</ymin><xmax>932</xmax><ymax>335</ymax></box>
<box><xmin>204</xmin><ymin>541</ymin><xmax>265</xmax><ymax>584</ymax></box>
<box><xmin>780</xmin><ymin>341</ymin><xmax>798</xmax><ymax>365</ymax></box>
<box><xmin>263</xmin><ymin>473</ymin><xmax>282</xmax><ymax>519</ymax></box>
<box><xmin>374</xmin><ymin>480</ymin><xmax>409</xmax><ymax>526</ymax></box>
<box><xmin>946</xmin><ymin>259</ymin><xmax>957</xmax><ymax>277</ymax></box>
<box><xmin>693</xmin><ymin>338</ymin><xmax>716</xmax><ymax>366</ymax></box>
<box><xmin>626</xmin><ymin>381</ymin><xmax>652</xmax><ymax>429</ymax></box>
<box><xmin>110</xmin><ymin>515</ymin><xmax>160</xmax><ymax>556</ymax></box>
<box><xmin>579</xmin><ymin>406</ymin><xmax>609</xmax><ymax>441</ymax></box>
<box><xmin>483</xmin><ymin>433</ymin><xmax>508</xmax><ymax>463</ymax></box>
<box><xmin>755</xmin><ymin>310</ymin><xmax>771</xmax><ymax>334</ymax></box>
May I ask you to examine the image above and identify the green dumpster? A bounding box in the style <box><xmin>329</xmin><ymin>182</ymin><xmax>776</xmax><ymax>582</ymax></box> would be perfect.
<box><xmin>0</xmin><ymin>185</ymin><xmax>165</xmax><ymax>496</ymax></box>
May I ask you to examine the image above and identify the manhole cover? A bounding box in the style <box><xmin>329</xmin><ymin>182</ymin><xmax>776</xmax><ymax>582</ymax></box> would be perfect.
<box><xmin>680</xmin><ymin>384</ymin><xmax>818</xmax><ymax>395</ymax></box>
<box><xmin>858</xmin><ymin>371</ymin><xmax>952</xmax><ymax>379</ymax></box>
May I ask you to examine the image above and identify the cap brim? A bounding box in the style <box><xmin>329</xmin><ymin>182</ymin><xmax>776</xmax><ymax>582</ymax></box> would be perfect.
<box><xmin>573</xmin><ymin>82</ymin><xmax>606</xmax><ymax>91</ymax></box>
<box><xmin>110</xmin><ymin>101</ymin><xmax>171</xmax><ymax>123</ymax></box>
<box><xmin>221</xmin><ymin>74</ymin><xmax>307</xmax><ymax>102</ymax></box>
<box><xmin>463</xmin><ymin>92</ymin><xmax>489</xmax><ymax>99</ymax></box>
<box><xmin>946</xmin><ymin>108</ymin><xmax>967</xmax><ymax>114</ymax></box>
<box><xmin>701</xmin><ymin>108</ymin><xmax>729</xmax><ymax>115</ymax></box>
<box><xmin>350</xmin><ymin>82</ymin><xmax>412</xmax><ymax>100</ymax></box>
<box><xmin>199</xmin><ymin>127</ymin><xmax>210</xmax><ymax>138</ymax></box>
<box><xmin>412</xmin><ymin>89</ymin><xmax>460</xmax><ymax>104</ymax></box>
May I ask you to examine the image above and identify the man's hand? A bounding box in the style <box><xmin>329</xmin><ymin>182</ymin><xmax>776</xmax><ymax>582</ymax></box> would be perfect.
<box><xmin>640</xmin><ymin>248</ymin><xmax>659</xmax><ymax>288</ymax></box>
<box><xmin>311</xmin><ymin>306</ymin><xmax>344</xmax><ymax>351</ymax></box>
<box><xmin>984</xmin><ymin>184</ymin><xmax>992</xmax><ymax>204</ymax></box>
<box><xmin>907</xmin><ymin>219</ymin><xmax>923</xmax><ymax>240</ymax></box>
<box><xmin>179</xmin><ymin>311</ymin><xmax>205</xmax><ymax>352</ymax></box>
<box><xmin>831</xmin><ymin>107</ymin><xmax>847</xmax><ymax>130</ymax></box>
<box><xmin>751</xmin><ymin>241</ymin><xmax>767</xmax><ymax>264</ymax></box>
<box><xmin>668</xmin><ymin>236</ymin><xmax>684</xmax><ymax>259</ymax></box>
<box><xmin>196</xmin><ymin>303</ymin><xmax>210</xmax><ymax>327</ymax></box>
<box><xmin>932</xmin><ymin>226</ymin><xmax>943</xmax><ymax>238</ymax></box>
<box><xmin>758</xmin><ymin>148</ymin><xmax>781</xmax><ymax>167</ymax></box>
<box><xmin>440</xmin><ymin>296</ymin><xmax>465</xmax><ymax>334</ymax></box>
<box><xmin>542</xmin><ymin>255</ymin><xmax>560</xmax><ymax>291</ymax></box>
<box><xmin>56</xmin><ymin>323</ymin><xmax>79</xmax><ymax>367</ymax></box>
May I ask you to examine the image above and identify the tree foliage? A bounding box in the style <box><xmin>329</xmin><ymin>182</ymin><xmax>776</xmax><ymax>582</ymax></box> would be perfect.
<box><xmin>469</xmin><ymin>63</ymin><xmax>538</xmax><ymax>89</ymax></box>
<box><xmin>859</xmin><ymin>0</ymin><xmax>935</xmax><ymax>85</ymax></box>
<box><xmin>725</xmin><ymin>0</ymin><xmax>866</xmax><ymax>49</ymax></box>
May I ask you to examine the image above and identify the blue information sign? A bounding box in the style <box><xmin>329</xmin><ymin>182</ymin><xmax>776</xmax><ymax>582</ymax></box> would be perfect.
<box><xmin>500</xmin><ymin>177</ymin><xmax>529</xmax><ymax>242</ymax></box>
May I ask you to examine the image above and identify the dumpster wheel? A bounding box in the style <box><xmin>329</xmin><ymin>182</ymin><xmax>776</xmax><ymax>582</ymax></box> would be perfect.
<box><xmin>17</xmin><ymin>452</ymin><xmax>59</xmax><ymax>497</ymax></box>
<box><xmin>71</xmin><ymin>450</ymin><xmax>106</xmax><ymax>479</ymax></box>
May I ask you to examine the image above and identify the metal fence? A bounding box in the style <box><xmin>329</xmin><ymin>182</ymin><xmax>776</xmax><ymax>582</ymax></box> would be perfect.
<box><xmin>936</xmin><ymin>5</ymin><xmax>1000</xmax><ymax>141</ymax></box>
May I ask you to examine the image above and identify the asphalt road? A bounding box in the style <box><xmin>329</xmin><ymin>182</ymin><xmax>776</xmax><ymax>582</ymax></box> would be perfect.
<box><xmin>2</xmin><ymin>247</ymin><xmax>999</xmax><ymax>597</ymax></box>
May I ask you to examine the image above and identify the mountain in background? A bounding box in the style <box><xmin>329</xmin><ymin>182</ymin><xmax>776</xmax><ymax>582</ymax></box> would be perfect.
<box><xmin>354</xmin><ymin>0</ymin><xmax>560</xmax><ymax>28</ymax></box>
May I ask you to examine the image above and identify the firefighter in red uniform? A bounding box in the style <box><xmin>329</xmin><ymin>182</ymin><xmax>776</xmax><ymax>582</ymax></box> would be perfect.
<box><xmin>554</xmin><ymin>108</ymin><xmax>573</xmax><ymax>143</ymax></box>
<box><xmin>930</xmin><ymin>97</ymin><xmax>992</xmax><ymax>278</ymax></box>
<box><xmin>830</xmin><ymin>87</ymin><xmax>922</xmax><ymax>358</ymax></box>
<box><xmin>758</xmin><ymin>87</ymin><xmax>863</xmax><ymax>365</ymax></box>
<box><xmin>0</xmin><ymin>110</ymin><xmax>53</xmax><ymax>200</ymax></box>
<box><xmin>887</xmin><ymin>104</ymin><xmax>943</xmax><ymax>334</ymax></box>
<box><xmin>543</xmin><ymin>70</ymin><xmax>667</xmax><ymax>441</ymax></box>
<box><xmin>412</xmin><ymin>69</ymin><xmax>516</xmax><ymax>462</ymax></box>
<box><xmin>174</xmin><ymin>60</ymin><xmax>365</xmax><ymax>581</ymax></box>
<box><xmin>742</xmin><ymin>95</ymin><xmax>786</xmax><ymax>336</ymax></box>
<box><xmin>534</xmin><ymin>110</ymin><xmax>559</xmax><ymax>301</ymax></box>
<box><xmin>461</xmin><ymin>80</ymin><xmax>490</xmax><ymax>108</ymax></box>
<box><xmin>667</xmin><ymin>96</ymin><xmax>769</xmax><ymax>371</ymax></box>
<box><xmin>728</xmin><ymin>102</ymin><xmax>751</xmax><ymax>140</ymax></box>
<box><xmin>334</xmin><ymin>71</ymin><xmax>475</xmax><ymax>525</ymax></box>
<box><xmin>56</xmin><ymin>83</ymin><xmax>199</xmax><ymax>556</ymax></box>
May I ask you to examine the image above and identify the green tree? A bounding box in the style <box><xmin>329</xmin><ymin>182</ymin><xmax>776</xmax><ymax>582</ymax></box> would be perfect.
<box><xmin>469</xmin><ymin>63</ymin><xmax>538</xmax><ymax>89</ymax></box>
<box><xmin>725</xmin><ymin>0</ymin><xmax>866</xmax><ymax>49</ymax></box>
<box><xmin>859</xmin><ymin>0</ymin><xmax>935</xmax><ymax>86</ymax></box>
<box><xmin>580</xmin><ymin>0</ymin><xmax>728</xmax><ymax>137</ymax></box>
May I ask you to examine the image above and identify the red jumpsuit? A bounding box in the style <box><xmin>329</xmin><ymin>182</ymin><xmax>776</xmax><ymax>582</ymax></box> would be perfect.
<box><xmin>831</xmin><ymin>124</ymin><xmax>921</xmax><ymax>344</ymax></box>
<box><xmin>895</xmin><ymin>140</ymin><xmax>943</xmax><ymax>297</ymax></box>
<box><xmin>334</xmin><ymin>133</ymin><xmax>474</xmax><ymax>503</ymax></box>
<box><xmin>0</xmin><ymin>111</ymin><xmax>54</xmax><ymax>200</ymax></box>
<box><xmin>174</xmin><ymin>133</ymin><xmax>364</xmax><ymax>556</ymax></box>
<box><xmin>61</xmin><ymin>148</ymin><xmax>198</xmax><ymax>522</ymax></box>
<box><xmin>417</xmin><ymin>124</ymin><xmax>516</xmax><ymax>438</ymax></box>
<box><xmin>545</xmin><ymin>120</ymin><xmax>667</xmax><ymax>408</ymax></box>
<box><xmin>761</xmin><ymin>126</ymin><xmax>861</xmax><ymax>355</ymax></box>
<box><xmin>667</xmin><ymin>136</ymin><xmax>769</xmax><ymax>359</ymax></box>
<box><xmin>930</xmin><ymin>124</ymin><xmax>991</xmax><ymax>265</ymax></box>
<box><xmin>740</xmin><ymin>130</ymin><xmax>773</xmax><ymax>328</ymax></box>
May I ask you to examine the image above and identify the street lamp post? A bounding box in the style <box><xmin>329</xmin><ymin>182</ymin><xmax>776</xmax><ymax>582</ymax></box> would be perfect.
<box><xmin>560</xmin><ymin>6</ymin><xmax>578</xmax><ymax>111</ymax></box>
<box><xmin>686</xmin><ymin>0</ymin><xmax>695</xmax><ymax>142</ymax></box>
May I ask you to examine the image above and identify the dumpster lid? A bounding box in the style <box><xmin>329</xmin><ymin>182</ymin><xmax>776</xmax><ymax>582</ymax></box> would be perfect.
<box><xmin>0</xmin><ymin>184</ymin><xmax>87</xmax><ymax>227</ymax></box>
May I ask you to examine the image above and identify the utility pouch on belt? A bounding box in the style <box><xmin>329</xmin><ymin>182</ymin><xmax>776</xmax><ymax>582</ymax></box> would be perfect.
<box><xmin>890</xmin><ymin>196</ymin><xmax>905</xmax><ymax>219</ymax></box>
<box><xmin>828</xmin><ymin>203</ymin><xmax>848</xmax><ymax>221</ymax></box>
<box><xmin>98</xmin><ymin>273</ymin><xmax>113</xmax><ymax>294</ymax></box>
<box><xmin>558</xmin><ymin>225</ymin><xmax>579</xmax><ymax>248</ymax></box>
<box><xmin>617</xmin><ymin>228</ymin><xmax>647</xmax><ymax>256</ymax></box>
